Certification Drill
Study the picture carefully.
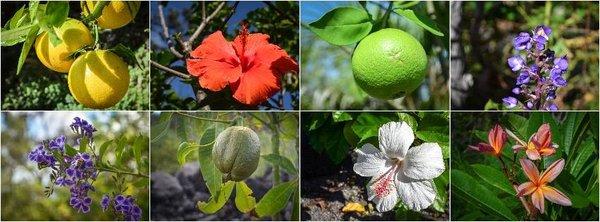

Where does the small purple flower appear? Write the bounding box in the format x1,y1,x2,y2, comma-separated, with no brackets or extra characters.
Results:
513,32,532,50
554,56,568,71
101,195,110,212
512,87,521,94
551,75,567,87
533,25,552,50
516,72,530,85
113,194,142,221
508,55,526,72
547,103,558,111
503,97,518,108
547,89,556,100
526,101,534,109
28,145,55,167
70,117,97,140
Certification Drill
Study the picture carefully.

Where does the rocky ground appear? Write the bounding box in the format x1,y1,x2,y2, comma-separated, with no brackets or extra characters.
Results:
151,163,292,221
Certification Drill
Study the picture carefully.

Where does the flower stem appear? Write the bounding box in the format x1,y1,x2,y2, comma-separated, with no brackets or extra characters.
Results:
97,167,149,178
497,156,537,220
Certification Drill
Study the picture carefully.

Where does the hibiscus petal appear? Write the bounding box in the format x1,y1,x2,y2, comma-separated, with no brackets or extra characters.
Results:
353,144,392,177
403,143,445,180
252,44,298,73
189,31,239,64
540,158,565,184
186,59,242,91
395,176,436,211
519,158,540,182
233,33,271,59
516,182,537,196
230,63,280,105
531,188,545,214
525,149,541,160
379,122,413,159
367,177,399,212
541,186,572,206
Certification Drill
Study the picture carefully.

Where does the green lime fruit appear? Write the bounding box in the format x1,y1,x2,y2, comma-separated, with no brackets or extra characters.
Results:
351,28,428,100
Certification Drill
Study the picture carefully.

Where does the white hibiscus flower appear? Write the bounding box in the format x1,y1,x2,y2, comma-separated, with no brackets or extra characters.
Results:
353,121,445,212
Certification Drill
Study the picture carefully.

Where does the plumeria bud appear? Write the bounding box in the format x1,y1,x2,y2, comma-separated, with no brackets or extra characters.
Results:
468,124,507,156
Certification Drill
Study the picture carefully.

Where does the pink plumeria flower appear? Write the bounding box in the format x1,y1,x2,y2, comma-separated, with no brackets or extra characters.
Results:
510,123,557,160
517,158,572,214
468,124,507,156
353,122,445,212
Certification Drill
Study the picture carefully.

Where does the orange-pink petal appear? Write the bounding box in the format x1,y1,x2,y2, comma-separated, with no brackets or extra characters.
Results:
541,186,572,206
538,147,556,156
520,158,540,183
488,124,506,155
533,123,552,148
516,182,537,196
525,149,541,160
531,188,546,214
230,63,280,106
186,59,242,91
189,31,239,63
540,159,565,184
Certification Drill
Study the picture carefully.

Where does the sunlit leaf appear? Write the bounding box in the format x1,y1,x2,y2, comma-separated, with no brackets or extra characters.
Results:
197,127,221,196
255,179,298,217
332,111,352,122
308,6,373,45
197,181,234,214
451,170,517,220
234,181,256,213
394,8,444,36
261,153,297,175
176,142,200,166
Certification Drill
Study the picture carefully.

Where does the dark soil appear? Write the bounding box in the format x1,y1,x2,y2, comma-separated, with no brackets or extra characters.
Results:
300,137,393,221
151,163,292,221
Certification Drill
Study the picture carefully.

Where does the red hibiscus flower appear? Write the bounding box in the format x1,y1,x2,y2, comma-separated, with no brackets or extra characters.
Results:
186,24,298,106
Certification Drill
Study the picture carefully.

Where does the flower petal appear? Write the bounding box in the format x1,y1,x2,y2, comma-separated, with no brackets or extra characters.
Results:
253,44,299,75
525,149,541,160
366,177,399,212
519,158,540,182
190,31,238,62
395,176,436,211
468,143,496,153
541,186,572,206
353,144,392,177
379,122,413,159
403,143,445,180
186,59,242,91
230,63,280,105
540,158,565,184
531,188,546,214
233,33,271,59
489,124,506,155
516,182,537,196
538,147,556,156
533,123,552,148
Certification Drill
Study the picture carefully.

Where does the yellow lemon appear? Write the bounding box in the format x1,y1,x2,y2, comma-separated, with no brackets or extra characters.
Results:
82,1,140,29
352,28,428,100
34,19,93,73
68,50,130,109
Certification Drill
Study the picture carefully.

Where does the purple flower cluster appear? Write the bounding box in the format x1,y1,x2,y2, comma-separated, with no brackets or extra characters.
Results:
70,117,97,142
28,144,56,167
102,194,143,221
503,25,568,110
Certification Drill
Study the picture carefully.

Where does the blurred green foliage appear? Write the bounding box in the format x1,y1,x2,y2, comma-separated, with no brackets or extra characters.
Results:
0,1,149,110
151,1,299,110
451,112,599,220
301,1,449,110
1,112,150,220
452,1,599,110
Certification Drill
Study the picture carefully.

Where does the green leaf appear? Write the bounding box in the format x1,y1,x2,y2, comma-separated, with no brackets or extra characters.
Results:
16,25,40,75
79,137,88,153
394,8,444,36
397,113,418,130
432,171,448,213
132,135,146,167
38,1,68,29
451,170,517,220
109,43,139,67
352,113,394,144
28,1,40,22
262,154,298,175
98,140,113,162
255,179,298,218
234,181,256,213
569,138,595,177
176,117,189,142
332,111,352,122
176,142,200,166
65,144,77,156
562,113,585,155
292,189,299,220
393,1,421,9
197,128,221,196
7,6,28,30
197,181,234,214
504,113,527,138
308,6,373,45
415,130,448,143
0,24,36,46
471,164,515,195
151,112,173,143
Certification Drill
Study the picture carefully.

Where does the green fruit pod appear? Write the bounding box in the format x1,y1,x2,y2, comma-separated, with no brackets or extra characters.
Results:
212,126,261,181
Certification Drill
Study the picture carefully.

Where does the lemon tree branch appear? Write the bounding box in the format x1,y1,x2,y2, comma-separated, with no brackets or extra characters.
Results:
150,60,190,79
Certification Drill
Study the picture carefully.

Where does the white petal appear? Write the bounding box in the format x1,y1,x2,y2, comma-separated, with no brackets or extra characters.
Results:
395,176,437,211
379,121,414,159
353,144,392,177
402,143,445,180
366,177,399,212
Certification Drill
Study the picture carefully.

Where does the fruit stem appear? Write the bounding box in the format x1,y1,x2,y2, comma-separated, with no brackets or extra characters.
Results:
83,1,110,23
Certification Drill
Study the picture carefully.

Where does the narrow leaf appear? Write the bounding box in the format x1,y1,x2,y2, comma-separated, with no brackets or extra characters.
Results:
332,111,352,122
394,8,444,36
16,25,39,75
451,170,517,220
234,181,256,213
471,164,515,195
262,153,298,175
255,179,298,217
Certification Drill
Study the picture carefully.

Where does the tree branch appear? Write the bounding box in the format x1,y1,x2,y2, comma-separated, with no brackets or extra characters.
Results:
150,60,191,79
176,112,234,123
158,4,184,59
186,1,227,52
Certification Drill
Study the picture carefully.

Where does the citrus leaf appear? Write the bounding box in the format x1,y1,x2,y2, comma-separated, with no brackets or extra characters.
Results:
394,8,443,36
308,6,373,45
471,164,515,195
109,43,138,67
255,179,298,217
1,24,36,46
197,181,234,214
151,112,173,143
261,153,297,175
38,1,68,29
16,25,39,75
234,181,256,213
332,111,352,122
451,170,517,220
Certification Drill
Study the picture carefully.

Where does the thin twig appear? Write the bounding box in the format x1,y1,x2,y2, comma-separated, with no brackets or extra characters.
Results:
97,167,149,178
158,4,185,59
218,2,240,31
176,112,233,123
150,60,191,79
186,1,227,51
